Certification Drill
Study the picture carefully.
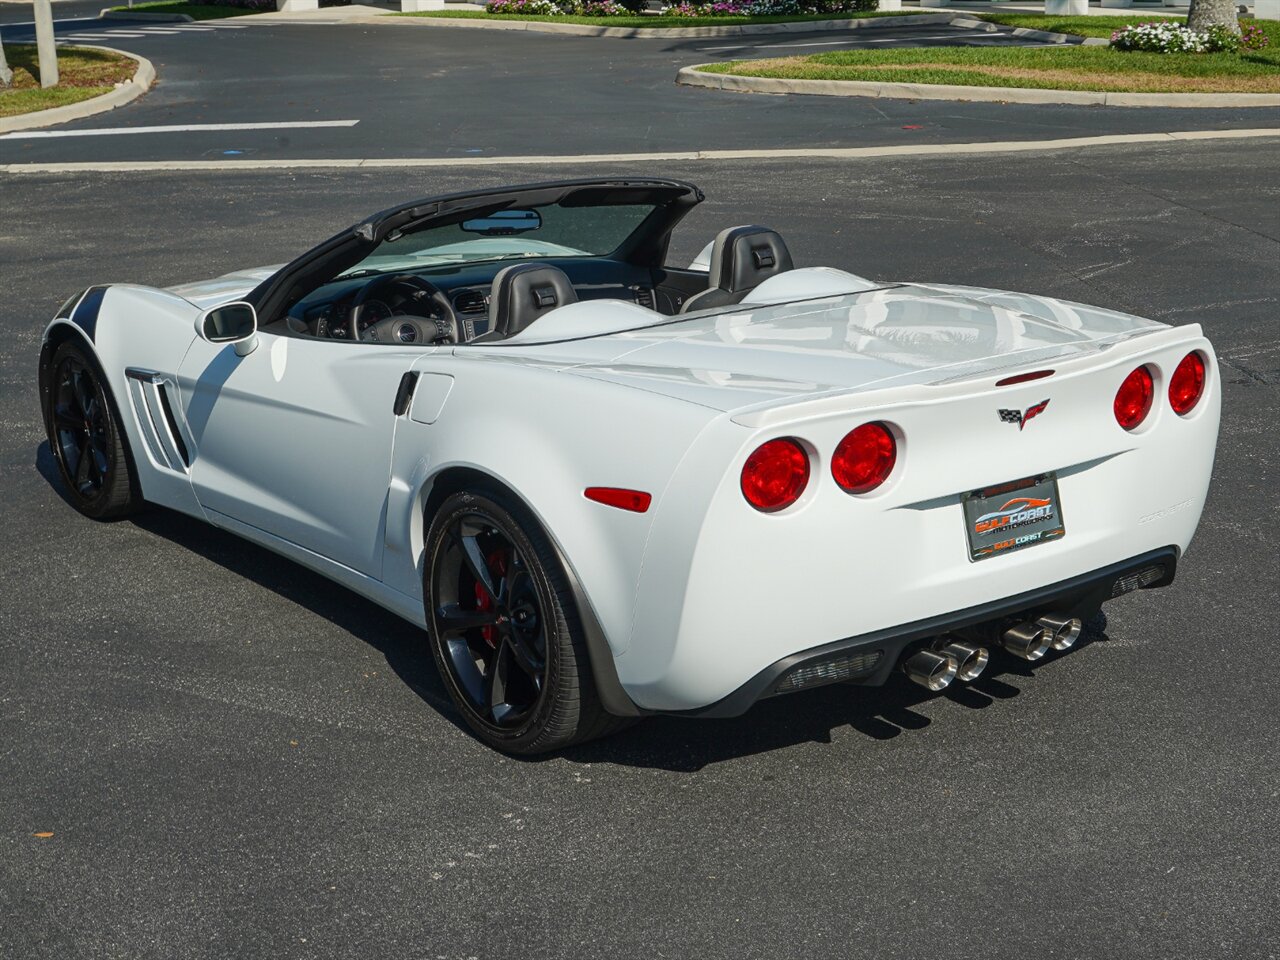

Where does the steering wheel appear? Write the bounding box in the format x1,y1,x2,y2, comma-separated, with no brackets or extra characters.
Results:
348,274,461,344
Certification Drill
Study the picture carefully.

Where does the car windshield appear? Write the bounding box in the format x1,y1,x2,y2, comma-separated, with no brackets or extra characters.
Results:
338,201,656,278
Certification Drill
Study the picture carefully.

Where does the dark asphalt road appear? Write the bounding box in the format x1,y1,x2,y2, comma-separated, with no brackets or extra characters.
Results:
1,17,1278,163
2,139,1278,959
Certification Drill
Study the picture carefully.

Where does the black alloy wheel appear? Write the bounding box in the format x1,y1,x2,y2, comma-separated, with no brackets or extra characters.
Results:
424,487,626,754
45,341,140,519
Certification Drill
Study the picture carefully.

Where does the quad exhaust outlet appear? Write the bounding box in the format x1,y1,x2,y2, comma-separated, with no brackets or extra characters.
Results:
903,611,1082,689
1000,622,1051,661
1036,613,1083,651
902,649,957,692
936,639,989,682
999,612,1082,660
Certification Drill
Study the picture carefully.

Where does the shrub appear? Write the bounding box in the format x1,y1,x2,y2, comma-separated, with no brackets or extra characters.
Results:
665,0,874,15
1240,23,1271,51
1110,21,1238,54
486,0,564,12
197,0,278,10
564,0,628,13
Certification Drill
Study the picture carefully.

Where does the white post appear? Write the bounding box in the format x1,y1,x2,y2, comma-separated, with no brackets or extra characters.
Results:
1044,0,1088,13
275,0,321,10
33,0,58,89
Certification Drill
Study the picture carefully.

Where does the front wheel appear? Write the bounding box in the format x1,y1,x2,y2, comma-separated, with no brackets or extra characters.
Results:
423,486,625,755
44,340,141,520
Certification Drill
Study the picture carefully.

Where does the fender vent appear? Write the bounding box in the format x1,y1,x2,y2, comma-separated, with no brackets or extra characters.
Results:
156,384,190,467
453,289,488,315
633,286,656,310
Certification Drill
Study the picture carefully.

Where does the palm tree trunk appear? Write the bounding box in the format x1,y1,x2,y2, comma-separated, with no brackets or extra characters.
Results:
0,30,14,88
1187,0,1240,32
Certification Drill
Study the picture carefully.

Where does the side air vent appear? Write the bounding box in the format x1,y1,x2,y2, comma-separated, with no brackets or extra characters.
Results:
156,384,190,467
453,289,488,315
633,286,656,310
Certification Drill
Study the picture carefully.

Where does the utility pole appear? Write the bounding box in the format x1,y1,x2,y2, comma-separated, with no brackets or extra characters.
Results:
34,0,59,88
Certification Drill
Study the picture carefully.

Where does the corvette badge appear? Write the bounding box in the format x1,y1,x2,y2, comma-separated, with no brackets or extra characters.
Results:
998,399,1050,430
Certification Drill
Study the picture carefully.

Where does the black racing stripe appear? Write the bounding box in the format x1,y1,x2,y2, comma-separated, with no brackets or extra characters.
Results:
70,285,109,341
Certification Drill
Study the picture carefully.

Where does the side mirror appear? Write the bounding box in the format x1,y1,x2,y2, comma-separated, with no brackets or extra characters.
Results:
197,301,258,357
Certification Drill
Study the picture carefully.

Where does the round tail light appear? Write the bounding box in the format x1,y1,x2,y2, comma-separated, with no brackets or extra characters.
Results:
1114,366,1154,431
741,438,809,512
1168,351,1206,415
832,422,897,494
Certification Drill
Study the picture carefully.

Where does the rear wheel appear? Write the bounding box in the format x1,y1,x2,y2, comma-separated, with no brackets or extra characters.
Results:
44,340,141,520
423,486,625,754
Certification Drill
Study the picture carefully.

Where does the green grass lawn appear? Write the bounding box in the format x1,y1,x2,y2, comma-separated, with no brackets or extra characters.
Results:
397,9,933,28
974,13,1180,39
108,1,258,19
698,17,1280,93
0,45,137,119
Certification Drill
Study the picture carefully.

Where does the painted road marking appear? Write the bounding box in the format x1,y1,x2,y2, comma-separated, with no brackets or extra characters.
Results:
0,120,362,141
3,129,1275,172
61,31,148,38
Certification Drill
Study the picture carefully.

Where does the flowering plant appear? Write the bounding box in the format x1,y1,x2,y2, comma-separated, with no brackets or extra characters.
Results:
486,0,566,13
664,0,872,15
575,0,628,13
200,0,279,10
1110,20,1238,54
1239,23,1271,51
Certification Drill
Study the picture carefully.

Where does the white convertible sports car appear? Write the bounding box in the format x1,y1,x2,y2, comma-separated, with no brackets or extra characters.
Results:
39,177,1219,753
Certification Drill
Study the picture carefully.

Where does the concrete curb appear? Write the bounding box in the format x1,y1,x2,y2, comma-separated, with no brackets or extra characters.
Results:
0,47,156,134
677,63,1280,108
381,11,967,39
100,8,194,20
947,15,1109,46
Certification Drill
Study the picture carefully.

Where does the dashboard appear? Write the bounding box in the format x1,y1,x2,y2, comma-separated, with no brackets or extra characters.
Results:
286,257,660,344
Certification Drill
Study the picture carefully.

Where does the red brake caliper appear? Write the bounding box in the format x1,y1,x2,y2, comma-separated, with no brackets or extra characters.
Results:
473,548,508,648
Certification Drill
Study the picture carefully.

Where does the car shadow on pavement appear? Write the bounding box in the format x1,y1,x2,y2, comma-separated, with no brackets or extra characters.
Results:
559,667,1047,772
38,443,1099,770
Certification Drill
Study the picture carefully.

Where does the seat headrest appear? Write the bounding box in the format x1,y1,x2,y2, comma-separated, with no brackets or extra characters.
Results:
487,263,578,340
708,225,794,294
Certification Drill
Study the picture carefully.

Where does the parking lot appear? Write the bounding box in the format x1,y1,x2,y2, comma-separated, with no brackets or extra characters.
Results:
2,137,1277,958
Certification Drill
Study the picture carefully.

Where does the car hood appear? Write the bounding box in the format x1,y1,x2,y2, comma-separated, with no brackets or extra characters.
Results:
489,283,1167,413
166,265,282,310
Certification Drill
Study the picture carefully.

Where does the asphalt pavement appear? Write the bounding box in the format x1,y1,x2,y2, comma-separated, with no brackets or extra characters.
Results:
2,16,1279,164
1,138,1278,959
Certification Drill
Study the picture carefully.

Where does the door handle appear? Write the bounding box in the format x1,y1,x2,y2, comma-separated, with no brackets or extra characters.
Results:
393,371,419,416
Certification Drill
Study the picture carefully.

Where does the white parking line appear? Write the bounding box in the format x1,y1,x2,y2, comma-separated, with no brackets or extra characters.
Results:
62,31,148,39
0,120,362,141
3,129,1275,172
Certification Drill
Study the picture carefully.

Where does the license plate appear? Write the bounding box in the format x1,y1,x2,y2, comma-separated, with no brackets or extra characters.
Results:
962,473,1065,562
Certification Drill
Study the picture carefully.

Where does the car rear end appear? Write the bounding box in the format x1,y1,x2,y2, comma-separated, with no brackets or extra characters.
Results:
620,324,1219,714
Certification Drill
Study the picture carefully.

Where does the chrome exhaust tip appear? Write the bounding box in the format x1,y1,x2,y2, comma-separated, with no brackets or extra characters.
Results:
1036,613,1083,651
902,650,958,692
937,640,989,682
1001,622,1051,661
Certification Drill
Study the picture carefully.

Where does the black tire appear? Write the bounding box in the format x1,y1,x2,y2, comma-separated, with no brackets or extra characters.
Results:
423,485,628,755
44,340,142,520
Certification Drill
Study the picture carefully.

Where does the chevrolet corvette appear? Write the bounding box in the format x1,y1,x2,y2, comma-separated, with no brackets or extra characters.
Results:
38,178,1219,753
